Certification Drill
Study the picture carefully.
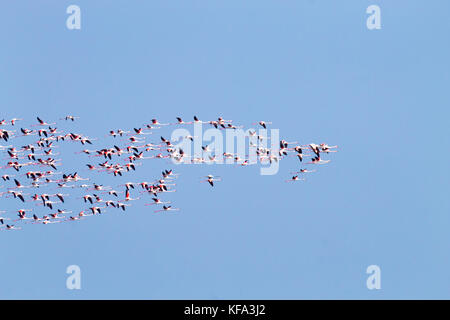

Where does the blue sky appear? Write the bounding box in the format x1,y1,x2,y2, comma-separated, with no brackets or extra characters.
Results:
0,0,449,299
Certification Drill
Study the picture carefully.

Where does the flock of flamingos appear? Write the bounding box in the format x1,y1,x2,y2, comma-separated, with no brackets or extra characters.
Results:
0,116,337,231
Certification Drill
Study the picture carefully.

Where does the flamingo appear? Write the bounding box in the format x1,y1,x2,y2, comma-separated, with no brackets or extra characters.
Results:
116,202,131,211
88,206,104,215
125,163,136,171
10,190,26,202
1,224,22,231
83,195,94,204
12,178,34,189
63,115,80,121
291,169,316,174
56,209,72,215
320,143,338,153
10,118,23,126
124,190,140,201
0,129,11,142
209,120,219,129
201,175,221,187
92,183,109,191
193,115,204,124
252,121,272,129
107,190,120,197
248,130,266,141
308,156,331,165
122,182,136,191
173,117,192,125
285,175,305,182
6,150,19,159
145,198,171,206
223,123,239,130
42,200,62,210
30,214,44,223
77,211,93,218
20,128,35,136
151,119,169,126
309,143,321,157
154,205,179,213
53,193,68,203
40,220,62,225
217,117,232,124
162,169,178,179
36,117,55,126
132,128,151,135
66,216,83,221
0,115,337,231
14,210,33,222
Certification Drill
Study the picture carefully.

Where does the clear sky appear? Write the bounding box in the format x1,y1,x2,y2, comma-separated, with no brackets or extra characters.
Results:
0,0,449,299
